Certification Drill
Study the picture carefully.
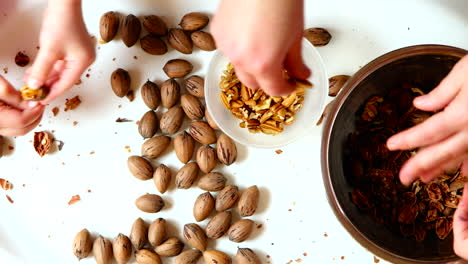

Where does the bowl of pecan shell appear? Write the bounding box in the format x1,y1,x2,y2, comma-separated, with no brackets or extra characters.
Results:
321,45,468,263
205,38,328,148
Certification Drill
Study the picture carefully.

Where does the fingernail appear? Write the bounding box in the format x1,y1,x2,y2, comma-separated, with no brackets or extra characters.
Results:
421,175,433,184
414,96,427,106
27,79,42,89
278,89,295,97
399,174,410,187
28,101,39,108
399,170,415,187
401,180,411,187
387,138,397,150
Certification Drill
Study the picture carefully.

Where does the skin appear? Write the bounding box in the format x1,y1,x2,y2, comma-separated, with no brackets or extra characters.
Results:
386,55,468,259
454,185,468,262
0,75,44,136
3,0,468,259
387,55,468,186
27,0,95,105
211,0,310,96
0,0,94,136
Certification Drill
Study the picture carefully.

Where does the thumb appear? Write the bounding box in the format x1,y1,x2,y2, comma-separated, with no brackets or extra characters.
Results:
284,38,311,80
27,49,59,89
257,66,296,96
0,75,29,109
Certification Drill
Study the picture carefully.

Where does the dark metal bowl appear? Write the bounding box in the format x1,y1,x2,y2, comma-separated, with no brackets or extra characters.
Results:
321,45,467,263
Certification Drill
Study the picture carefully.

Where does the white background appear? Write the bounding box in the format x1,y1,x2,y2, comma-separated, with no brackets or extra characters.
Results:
0,0,467,263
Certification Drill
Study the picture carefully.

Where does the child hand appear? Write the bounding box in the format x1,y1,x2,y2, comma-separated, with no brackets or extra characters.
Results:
26,0,95,105
211,0,310,96
0,75,44,136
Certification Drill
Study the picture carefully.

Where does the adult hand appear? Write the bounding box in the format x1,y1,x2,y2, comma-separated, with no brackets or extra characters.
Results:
387,55,468,186
211,0,310,96
454,185,468,261
26,0,95,105
0,75,44,136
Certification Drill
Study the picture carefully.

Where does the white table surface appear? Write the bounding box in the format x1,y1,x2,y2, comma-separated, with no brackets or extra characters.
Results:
0,0,467,263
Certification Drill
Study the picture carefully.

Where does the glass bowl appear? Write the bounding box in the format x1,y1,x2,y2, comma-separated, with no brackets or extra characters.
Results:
205,38,328,148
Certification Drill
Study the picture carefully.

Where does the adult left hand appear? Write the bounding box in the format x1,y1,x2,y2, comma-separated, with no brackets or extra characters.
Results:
387,55,468,186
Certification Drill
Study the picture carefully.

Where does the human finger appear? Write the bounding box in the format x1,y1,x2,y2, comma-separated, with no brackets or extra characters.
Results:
27,49,61,89
0,113,43,136
414,56,467,112
234,67,259,90
0,105,44,135
398,131,468,185
24,60,65,83
0,76,29,109
284,38,311,80
41,59,88,104
255,64,296,96
418,157,464,184
387,110,461,151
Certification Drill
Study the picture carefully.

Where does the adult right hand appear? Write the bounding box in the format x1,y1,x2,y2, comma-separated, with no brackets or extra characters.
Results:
211,0,310,96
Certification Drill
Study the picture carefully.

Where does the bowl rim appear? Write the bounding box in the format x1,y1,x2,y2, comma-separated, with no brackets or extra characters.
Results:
204,38,328,149
321,44,467,264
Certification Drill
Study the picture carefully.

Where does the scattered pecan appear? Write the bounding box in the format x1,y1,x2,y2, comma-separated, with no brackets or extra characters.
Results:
0,178,13,190
15,51,30,67
68,195,81,205
435,217,452,240
350,189,373,211
116,118,133,123
33,131,54,157
55,140,65,151
5,195,14,203
64,96,81,111
52,107,59,116
361,96,383,122
398,205,418,224
414,226,426,242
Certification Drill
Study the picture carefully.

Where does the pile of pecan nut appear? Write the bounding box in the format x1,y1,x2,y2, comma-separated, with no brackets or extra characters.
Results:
219,63,311,135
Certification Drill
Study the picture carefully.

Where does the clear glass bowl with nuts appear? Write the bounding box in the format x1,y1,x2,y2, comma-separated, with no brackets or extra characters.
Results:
205,38,328,148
